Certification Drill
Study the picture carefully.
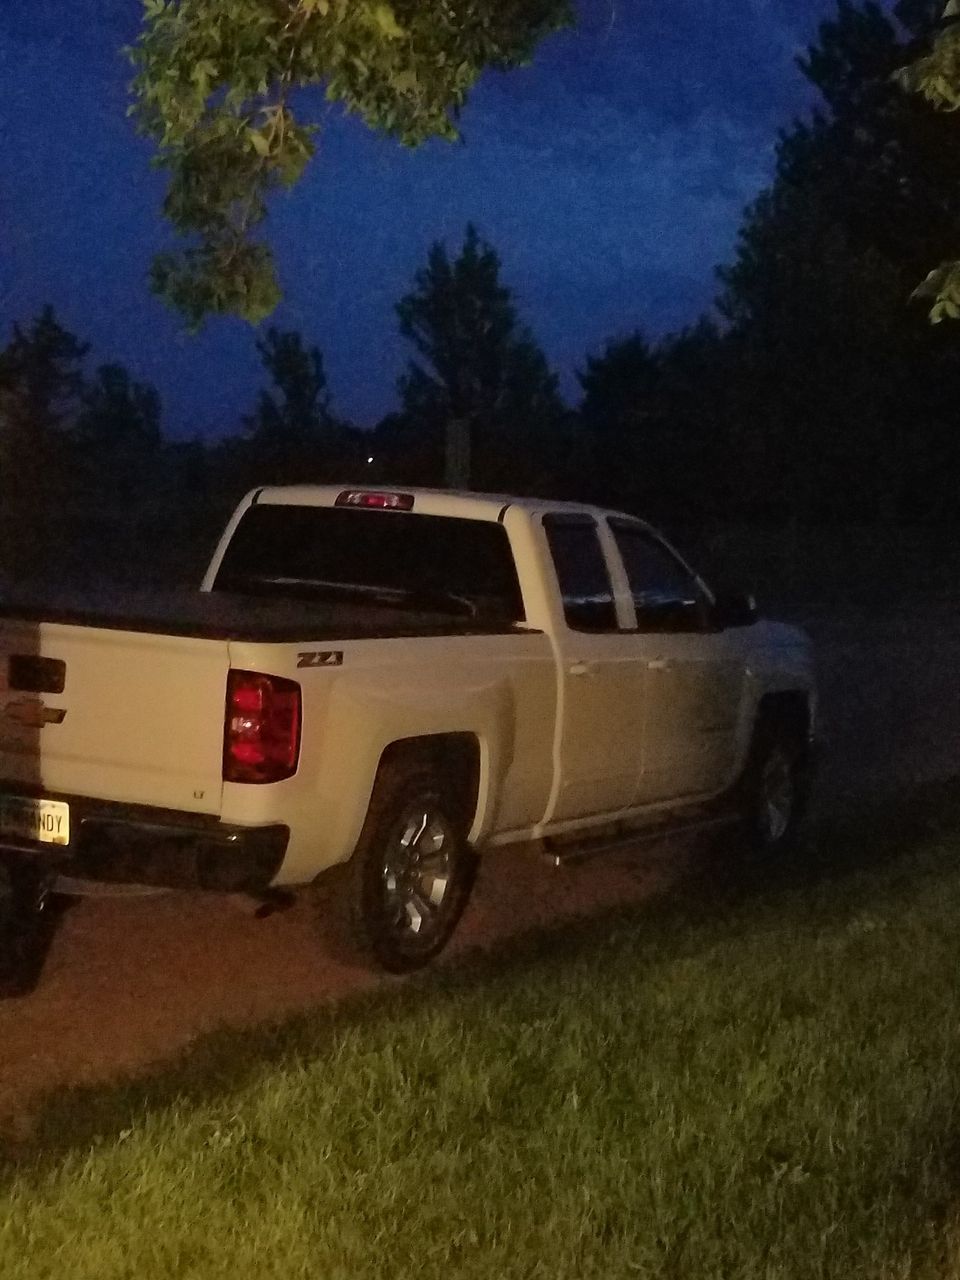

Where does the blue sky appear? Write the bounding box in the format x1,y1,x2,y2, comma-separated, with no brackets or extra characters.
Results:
0,0,840,436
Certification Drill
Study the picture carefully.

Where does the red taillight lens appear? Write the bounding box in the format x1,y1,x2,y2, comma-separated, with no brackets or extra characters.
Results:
224,670,301,784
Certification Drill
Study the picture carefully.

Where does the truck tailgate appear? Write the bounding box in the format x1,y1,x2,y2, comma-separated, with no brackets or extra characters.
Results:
0,620,229,816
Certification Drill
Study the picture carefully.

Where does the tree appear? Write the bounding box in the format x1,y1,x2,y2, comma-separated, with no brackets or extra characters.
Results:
77,364,161,452
578,333,657,441
0,307,89,576
129,0,572,329
395,224,563,490
712,0,960,524
576,324,736,521
75,364,163,521
897,0,960,318
237,326,354,483
0,306,88,436
576,331,659,507
777,2,958,279
718,191,909,521
246,326,333,441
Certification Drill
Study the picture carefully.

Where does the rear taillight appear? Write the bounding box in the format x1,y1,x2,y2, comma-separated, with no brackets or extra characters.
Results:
224,670,301,784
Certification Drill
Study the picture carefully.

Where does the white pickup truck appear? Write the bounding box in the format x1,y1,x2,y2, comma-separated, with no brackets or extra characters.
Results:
0,486,815,987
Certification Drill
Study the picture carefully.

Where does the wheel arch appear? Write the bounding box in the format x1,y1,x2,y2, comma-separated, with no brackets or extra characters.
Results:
373,733,484,840
755,689,813,750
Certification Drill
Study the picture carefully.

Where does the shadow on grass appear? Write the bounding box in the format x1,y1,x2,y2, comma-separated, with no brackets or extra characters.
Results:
5,774,960,1181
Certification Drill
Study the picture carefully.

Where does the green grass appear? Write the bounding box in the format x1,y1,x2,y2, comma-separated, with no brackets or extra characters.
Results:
6,794,960,1279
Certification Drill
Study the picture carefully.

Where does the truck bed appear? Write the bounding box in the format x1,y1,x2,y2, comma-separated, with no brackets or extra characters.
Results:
0,588,524,643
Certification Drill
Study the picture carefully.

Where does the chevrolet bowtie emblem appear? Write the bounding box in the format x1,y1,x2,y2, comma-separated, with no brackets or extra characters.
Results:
3,698,66,729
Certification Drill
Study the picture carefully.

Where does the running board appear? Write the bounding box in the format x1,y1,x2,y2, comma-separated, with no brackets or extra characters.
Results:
542,812,735,868
53,876,169,898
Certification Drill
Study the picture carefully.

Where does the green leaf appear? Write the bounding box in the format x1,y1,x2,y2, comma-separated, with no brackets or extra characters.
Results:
249,129,272,157
191,59,217,86
392,69,419,95
371,3,405,39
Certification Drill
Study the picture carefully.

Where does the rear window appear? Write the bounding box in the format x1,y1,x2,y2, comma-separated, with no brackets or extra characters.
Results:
213,504,525,625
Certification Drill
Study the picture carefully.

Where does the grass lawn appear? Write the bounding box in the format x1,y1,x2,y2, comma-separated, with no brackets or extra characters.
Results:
5,792,960,1279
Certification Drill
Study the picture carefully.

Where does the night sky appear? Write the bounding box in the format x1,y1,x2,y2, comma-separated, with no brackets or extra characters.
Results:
0,1,840,438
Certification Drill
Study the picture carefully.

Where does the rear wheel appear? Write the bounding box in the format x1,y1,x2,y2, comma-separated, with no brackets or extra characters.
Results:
322,760,477,973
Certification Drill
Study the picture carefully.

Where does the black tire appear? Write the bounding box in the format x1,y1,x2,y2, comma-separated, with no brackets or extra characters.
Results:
735,716,811,857
0,858,54,999
320,759,478,974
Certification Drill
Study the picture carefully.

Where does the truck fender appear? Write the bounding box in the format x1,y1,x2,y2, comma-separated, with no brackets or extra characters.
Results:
303,672,515,879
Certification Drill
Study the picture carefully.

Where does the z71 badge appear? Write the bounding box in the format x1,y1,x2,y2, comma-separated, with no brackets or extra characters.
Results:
297,651,344,669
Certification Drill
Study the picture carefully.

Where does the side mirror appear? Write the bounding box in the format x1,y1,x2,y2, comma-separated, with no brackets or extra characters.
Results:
712,590,758,629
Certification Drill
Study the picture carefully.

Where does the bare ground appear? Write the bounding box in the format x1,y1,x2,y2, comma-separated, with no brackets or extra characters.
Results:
0,838,694,1128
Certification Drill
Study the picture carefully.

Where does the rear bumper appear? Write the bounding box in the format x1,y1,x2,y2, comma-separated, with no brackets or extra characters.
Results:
0,795,289,894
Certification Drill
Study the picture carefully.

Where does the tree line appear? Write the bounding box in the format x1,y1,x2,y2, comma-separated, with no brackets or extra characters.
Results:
3,0,960,586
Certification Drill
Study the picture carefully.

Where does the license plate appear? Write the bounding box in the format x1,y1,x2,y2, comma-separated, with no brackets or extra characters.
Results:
0,796,70,846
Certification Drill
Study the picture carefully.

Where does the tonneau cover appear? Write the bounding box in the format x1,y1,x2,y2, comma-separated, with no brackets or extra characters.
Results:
0,588,520,643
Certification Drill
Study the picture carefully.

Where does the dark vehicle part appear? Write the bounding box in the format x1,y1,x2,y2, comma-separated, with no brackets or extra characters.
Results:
736,699,813,855
0,858,56,999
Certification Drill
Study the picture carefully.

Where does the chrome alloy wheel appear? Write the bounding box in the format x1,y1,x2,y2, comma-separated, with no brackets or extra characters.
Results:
760,747,795,845
381,803,455,946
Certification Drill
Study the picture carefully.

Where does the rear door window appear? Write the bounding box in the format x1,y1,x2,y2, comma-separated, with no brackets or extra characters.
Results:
542,514,618,632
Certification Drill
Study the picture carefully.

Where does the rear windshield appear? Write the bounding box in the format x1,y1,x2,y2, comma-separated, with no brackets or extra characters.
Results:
212,504,526,625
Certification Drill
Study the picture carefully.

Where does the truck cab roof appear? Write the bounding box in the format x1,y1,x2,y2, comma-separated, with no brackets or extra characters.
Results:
247,484,644,527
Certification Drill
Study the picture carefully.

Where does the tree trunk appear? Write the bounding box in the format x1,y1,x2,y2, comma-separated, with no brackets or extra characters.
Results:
445,417,471,489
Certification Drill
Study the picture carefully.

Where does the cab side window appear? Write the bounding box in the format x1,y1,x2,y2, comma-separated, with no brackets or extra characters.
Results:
543,514,618,632
609,519,707,633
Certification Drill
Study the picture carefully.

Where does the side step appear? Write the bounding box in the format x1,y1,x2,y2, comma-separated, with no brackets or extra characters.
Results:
543,811,735,868
53,876,169,898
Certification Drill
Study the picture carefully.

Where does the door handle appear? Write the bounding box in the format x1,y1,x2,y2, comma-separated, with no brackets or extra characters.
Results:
646,657,672,672
568,660,597,677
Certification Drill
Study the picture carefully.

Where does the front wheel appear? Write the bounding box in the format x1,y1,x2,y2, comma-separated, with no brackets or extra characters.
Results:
324,760,478,974
736,721,811,857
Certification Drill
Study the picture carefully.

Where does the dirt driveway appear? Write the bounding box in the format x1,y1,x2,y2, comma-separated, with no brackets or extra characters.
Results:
0,606,957,1123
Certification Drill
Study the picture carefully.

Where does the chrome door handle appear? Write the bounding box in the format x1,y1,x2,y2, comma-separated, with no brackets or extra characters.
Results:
646,658,672,671
568,660,596,677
